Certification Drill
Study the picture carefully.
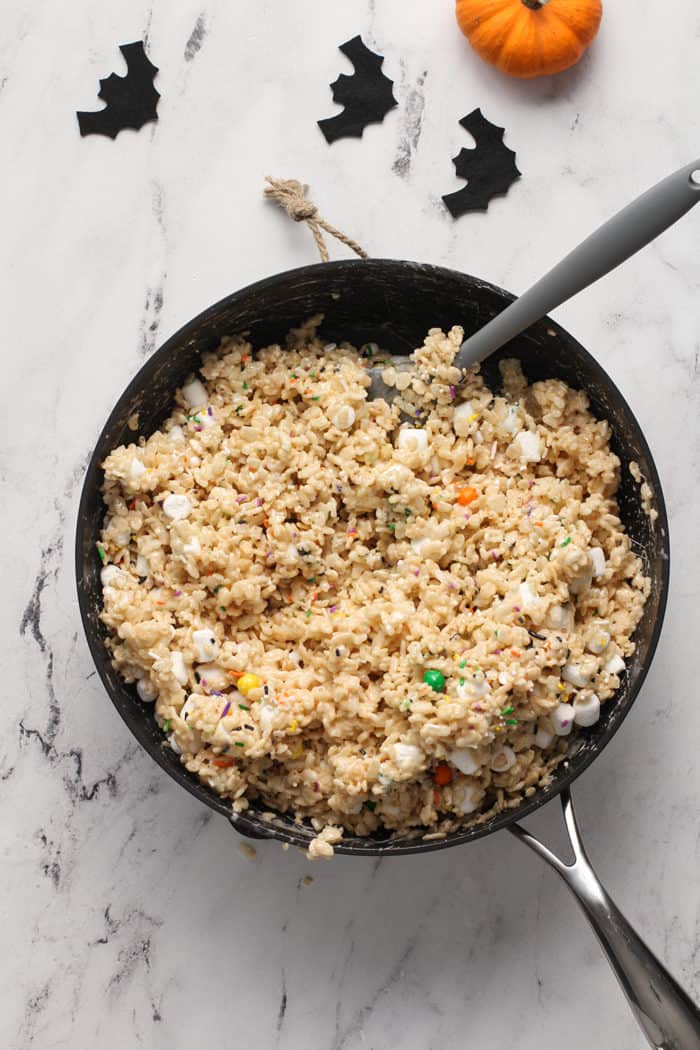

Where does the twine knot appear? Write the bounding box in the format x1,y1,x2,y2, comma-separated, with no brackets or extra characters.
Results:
264,176,367,263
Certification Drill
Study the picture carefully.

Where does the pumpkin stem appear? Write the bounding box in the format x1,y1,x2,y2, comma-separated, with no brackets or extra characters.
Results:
521,0,549,9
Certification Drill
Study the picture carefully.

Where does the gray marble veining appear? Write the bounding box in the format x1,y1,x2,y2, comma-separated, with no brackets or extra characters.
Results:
3,1,699,1047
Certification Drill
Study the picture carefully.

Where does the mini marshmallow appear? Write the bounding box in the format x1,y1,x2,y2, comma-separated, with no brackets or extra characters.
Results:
129,458,146,482
604,654,626,675
514,430,541,463
449,748,481,776
534,727,554,749
546,603,571,630
551,702,575,735
168,734,182,756
397,427,428,454
180,694,199,721
452,400,475,437
380,463,412,490
502,404,522,435
136,678,158,702
197,663,229,691
100,565,121,587
135,554,150,577
163,494,192,520
586,626,611,655
562,663,590,688
490,745,516,772
331,404,356,430
458,674,490,701
171,651,188,686
182,378,207,409
590,547,606,577
183,536,201,557
457,785,479,814
573,693,601,727
168,425,184,442
393,742,424,770
192,628,219,663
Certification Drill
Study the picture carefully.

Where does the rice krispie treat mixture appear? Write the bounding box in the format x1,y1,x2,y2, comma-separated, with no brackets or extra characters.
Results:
98,322,649,857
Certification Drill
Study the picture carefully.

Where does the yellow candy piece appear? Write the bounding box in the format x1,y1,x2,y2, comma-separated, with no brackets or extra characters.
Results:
237,673,261,696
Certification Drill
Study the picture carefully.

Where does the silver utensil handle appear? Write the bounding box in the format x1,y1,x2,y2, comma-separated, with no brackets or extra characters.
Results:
456,159,700,368
510,790,700,1049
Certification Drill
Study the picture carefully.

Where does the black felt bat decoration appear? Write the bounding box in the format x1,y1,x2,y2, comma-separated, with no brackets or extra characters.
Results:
77,41,160,139
442,109,520,219
318,35,397,144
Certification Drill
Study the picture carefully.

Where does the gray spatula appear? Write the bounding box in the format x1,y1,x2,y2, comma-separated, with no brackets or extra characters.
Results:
368,159,700,401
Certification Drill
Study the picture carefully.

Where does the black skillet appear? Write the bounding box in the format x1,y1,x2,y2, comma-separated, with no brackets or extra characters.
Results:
77,161,700,1047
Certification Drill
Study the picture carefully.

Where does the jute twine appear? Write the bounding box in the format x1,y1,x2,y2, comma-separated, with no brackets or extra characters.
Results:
264,176,368,262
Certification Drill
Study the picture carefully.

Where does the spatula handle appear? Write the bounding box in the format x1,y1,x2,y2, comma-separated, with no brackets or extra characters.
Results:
456,159,700,369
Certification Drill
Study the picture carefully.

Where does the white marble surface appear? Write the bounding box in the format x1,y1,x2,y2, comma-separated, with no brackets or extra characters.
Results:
3,1,700,1047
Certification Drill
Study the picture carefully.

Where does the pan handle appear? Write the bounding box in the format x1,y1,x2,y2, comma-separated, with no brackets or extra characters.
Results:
509,789,700,1049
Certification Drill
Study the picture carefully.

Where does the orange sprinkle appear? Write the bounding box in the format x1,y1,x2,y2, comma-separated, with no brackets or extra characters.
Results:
433,763,453,786
155,600,165,606
466,457,475,466
229,670,244,678
456,486,478,506
511,649,520,658
213,757,234,768
264,518,270,528
241,354,248,363
286,593,292,603
534,522,543,527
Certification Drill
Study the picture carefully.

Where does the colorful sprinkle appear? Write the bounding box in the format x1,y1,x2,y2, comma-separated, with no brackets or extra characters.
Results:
561,536,572,547
234,741,245,748
213,757,234,768
163,720,170,733
97,544,107,564
220,700,232,718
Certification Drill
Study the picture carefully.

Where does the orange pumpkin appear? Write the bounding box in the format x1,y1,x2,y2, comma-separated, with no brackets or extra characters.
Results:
456,0,603,79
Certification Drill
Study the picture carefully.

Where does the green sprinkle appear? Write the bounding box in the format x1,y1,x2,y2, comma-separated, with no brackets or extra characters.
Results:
364,800,377,812
220,606,226,613
242,382,248,390
234,741,245,748
504,718,519,726
163,720,170,733
502,705,515,715
97,544,107,564
305,610,312,619
308,577,317,583
561,536,572,547
238,704,250,711
459,677,465,687
312,396,321,401
235,405,242,414
404,508,412,516
387,523,396,532
309,371,316,378
291,373,297,379
459,659,467,668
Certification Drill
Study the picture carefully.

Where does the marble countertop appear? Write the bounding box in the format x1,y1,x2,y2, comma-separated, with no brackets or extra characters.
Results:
4,1,700,1047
